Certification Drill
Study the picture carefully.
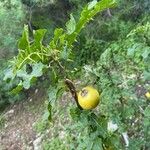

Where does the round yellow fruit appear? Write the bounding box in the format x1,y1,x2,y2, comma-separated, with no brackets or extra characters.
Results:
145,92,150,99
78,86,100,110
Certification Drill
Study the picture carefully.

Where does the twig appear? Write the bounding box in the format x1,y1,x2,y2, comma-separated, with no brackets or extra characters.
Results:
53,59,82,109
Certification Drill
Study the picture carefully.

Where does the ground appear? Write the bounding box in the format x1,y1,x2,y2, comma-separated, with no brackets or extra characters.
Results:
0,88,46,150
0,85,75,150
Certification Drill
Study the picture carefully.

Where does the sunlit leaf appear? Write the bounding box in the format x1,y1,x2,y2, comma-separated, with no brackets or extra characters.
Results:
66,14,76,35
88,0,97,10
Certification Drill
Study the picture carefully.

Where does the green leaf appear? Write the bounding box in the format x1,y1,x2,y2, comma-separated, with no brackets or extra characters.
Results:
32,29,47,50
66,14,76,35
50,28,64,49
10,82,23,94
17,65,29,79
69,107,82,121
3,67,15,81
143,71,150,80
33,29,47,44
56,87,64,100
142,48,150,59
87,134,103,150
144,106,150,117
22,77,32,89
48,87,58,103
60,45,70,60
127,43,140,56
13,26,48,71
48,86,63,104
16,62,46,89
12,0,118,95
54,28,64,42
88,0,97,10
92,137,103,150
66,0,117,47
13,0,117,72
18,25,30,51
31,62,46,77
105,134,121,149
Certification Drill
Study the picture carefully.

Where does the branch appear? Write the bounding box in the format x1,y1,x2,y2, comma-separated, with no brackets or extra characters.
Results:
65,79,82,110
53,60,82,109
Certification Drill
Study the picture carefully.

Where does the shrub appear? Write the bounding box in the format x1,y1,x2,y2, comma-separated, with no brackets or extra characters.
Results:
0,0,25,58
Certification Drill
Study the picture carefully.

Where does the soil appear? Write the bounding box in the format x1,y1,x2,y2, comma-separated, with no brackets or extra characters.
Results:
0,88,46,150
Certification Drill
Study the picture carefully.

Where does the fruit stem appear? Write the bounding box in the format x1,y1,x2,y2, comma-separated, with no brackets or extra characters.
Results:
65,78,83,110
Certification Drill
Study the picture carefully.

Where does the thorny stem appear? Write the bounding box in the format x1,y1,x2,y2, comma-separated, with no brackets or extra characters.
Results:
65,79,83,110
54,59,82,109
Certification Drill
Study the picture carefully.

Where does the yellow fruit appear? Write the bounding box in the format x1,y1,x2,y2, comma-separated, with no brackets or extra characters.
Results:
145,92,150,99
78,86,100,110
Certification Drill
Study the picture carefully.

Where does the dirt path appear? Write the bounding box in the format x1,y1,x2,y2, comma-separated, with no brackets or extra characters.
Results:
0,88,46,150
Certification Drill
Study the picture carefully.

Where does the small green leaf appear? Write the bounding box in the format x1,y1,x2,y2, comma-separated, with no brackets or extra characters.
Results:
33,29,47,44
32,29,47,50
16,63,46,89
22,77,32,89
31,62,46,77
144,106,150,117
10,82,23,94
17,65,29,79
18,25,30,51
70,107,82,121
3,68,15,81
143,71,150,81
50,28,64,49
142,48,150,59
88,0,97,10
53,28,64,42
92,137,103,150
127,47,135,56
66,14,76,35
60,45,70,60
48,86,62,104
127,43,141,56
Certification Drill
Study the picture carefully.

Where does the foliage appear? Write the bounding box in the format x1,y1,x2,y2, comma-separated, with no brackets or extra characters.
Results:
11,0,116,72
42,138,67,150
0,61,25,111
117,0,150,20
0,0,25,58
74,38,107,65
82,22,150,149
5,0,150,149
22,0,56,7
